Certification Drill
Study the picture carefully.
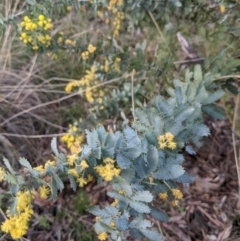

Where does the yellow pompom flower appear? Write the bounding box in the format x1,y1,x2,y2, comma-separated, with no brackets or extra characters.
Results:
171,200,179,207
87,174,94,182
80,160,89,170
39,186,50,199
171,189,183,199
158,132,177,150
165,132,174,142
68,168,79,178
67,5,72,11
98,231,108,241
67,154,78,166
87,44,96,53
158,192,168,200
38,15,45,21
0,167,5,181
168,141,177,150
219,4,225,13
77,177,87,187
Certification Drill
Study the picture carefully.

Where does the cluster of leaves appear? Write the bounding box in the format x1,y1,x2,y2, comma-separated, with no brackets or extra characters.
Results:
0,65,225,240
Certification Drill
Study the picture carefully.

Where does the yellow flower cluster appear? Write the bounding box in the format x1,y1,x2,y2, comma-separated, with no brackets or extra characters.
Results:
66,5,72,11
108,0,124,9
62,129,94,188
47,51,59,60
114,57,121,73
104,59,109,72
107,0,124,37
1,190,34,239
112,11,124,37
158,192,168,200
0,167,5,182
67,158,93,188
65,65,105,109
98,231,108,241
38,185,50,199
94,158,121,181
61,123,84,149
219,4,226,13
158,132,177,150
81,44,97,60
158,188,183,207
96,0,124,37
33,159,56,172
56,31,70,47
65,38,76,47
19,14,53,50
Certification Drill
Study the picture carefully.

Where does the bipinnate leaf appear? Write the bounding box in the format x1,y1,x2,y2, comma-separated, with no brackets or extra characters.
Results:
153,95,171,115
132,156,147,178
3,157,15,175
129,228,144,239
116,154,131,169
129,218,152,229
193,124,210,137
111,176,133,196
120,169,135,182
203,89,225,104
123,126,141,148
86,129,100,149
175,86,183,105
134,109,150,126
99,221,117,232
202,104,225,120
105,205,119,216
52,173,64,191
166,154,184,165
129,201,150,213
153,164,185,180
68,174,77,191
146,145,158,173
173,172,194,183
140,229,164,241
50,178,58,200
89,205,109,217
80,145,91,160
174,107,195,122
185,145,196,155
4,173,17,185
51,137,59,156
150,207,169,222
122,147,141,160
132,191,153,203
115,217,128,231
115,136,127,153
19,157,38,177
96,125,106,144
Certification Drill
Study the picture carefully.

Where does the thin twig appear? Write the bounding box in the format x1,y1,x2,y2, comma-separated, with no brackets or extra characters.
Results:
147,10,172,57
212,75,240,81
0,133,66,138
131,69,135,122
173,58,205,65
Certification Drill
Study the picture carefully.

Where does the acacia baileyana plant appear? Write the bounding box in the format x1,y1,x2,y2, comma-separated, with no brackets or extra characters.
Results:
0,65,225,240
